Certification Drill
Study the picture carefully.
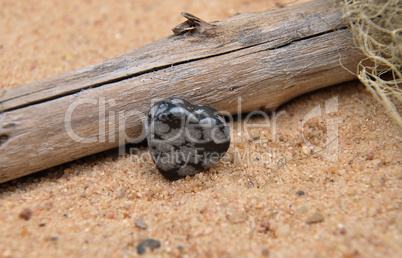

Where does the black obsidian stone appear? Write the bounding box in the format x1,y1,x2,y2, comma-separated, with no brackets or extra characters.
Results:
146,98,231,179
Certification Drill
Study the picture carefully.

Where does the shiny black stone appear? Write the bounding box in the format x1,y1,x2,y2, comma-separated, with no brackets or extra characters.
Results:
146,98,230,179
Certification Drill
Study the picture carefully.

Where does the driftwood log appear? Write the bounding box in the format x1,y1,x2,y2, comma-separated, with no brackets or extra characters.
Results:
0,0,362,183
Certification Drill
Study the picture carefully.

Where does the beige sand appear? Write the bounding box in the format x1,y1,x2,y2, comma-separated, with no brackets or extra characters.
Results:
0,0,400,257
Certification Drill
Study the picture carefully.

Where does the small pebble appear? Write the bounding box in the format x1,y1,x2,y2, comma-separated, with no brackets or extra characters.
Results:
226,208,248,224
261,248,270,256
42,201,54,210
298,205,308,214
134,217,148,229
296,190,305,195
237,143,245,149
261,220,270,231
372,159,383,167
116,186,126,198
306,212,325,224
20,228,28,237
302,145,312,155
284,151,293,161
275,223,290,237
365,151,374,160
337,223,346,235
19,207,33,221
338,169,347,176
137,239,161,255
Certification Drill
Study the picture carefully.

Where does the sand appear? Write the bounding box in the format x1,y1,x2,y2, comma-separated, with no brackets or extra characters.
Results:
0,0,401,257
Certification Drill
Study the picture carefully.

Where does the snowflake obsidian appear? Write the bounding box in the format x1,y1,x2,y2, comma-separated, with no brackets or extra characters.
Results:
146,98,230,179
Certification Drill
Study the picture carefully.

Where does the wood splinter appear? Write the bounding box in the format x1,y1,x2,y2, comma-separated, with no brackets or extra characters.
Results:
172,12,216,35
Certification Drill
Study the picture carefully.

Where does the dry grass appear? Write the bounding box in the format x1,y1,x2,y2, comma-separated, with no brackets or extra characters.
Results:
342,0,402,126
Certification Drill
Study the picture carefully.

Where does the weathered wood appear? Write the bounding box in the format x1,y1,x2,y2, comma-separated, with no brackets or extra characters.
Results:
0,0,362,183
